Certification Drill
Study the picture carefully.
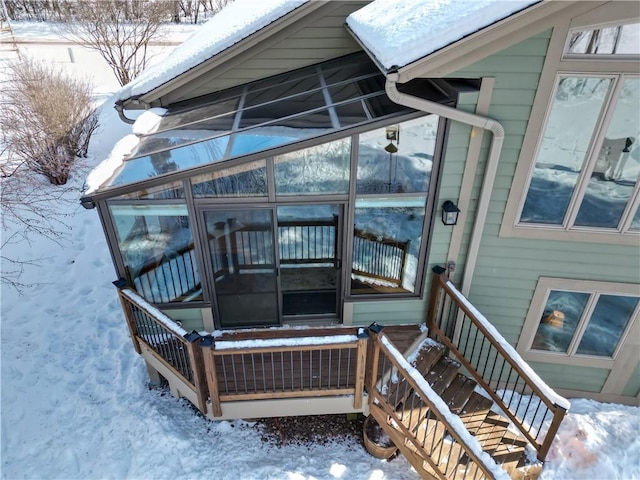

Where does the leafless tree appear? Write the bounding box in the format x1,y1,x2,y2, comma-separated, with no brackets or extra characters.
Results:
0,146,75,293
58,0,173,86
1,57,98,185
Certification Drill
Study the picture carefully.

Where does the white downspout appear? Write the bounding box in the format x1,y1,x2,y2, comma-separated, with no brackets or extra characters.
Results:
385,76,505,297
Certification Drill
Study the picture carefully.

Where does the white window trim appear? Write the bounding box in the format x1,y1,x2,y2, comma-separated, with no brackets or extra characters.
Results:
517,277,640,369
501,11,640,246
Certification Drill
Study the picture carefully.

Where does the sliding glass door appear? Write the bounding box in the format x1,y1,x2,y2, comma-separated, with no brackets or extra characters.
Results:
203,208,279,328
277,204,342,317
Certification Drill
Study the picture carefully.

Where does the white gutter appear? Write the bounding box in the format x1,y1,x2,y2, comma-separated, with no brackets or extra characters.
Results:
385,76,504,296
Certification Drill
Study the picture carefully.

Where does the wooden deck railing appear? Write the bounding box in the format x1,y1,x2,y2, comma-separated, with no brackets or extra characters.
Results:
131,243,200,304
368,330,500,480
202,328,369,417
427,268,569,461
116,286,208,413
352,228,410,287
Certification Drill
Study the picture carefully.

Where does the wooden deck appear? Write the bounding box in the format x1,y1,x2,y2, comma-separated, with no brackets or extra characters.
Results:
118,280,566,479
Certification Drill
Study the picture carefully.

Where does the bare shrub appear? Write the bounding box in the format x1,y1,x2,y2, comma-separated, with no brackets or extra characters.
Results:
0,57,98,185
0,146,74,293
58,0,173,86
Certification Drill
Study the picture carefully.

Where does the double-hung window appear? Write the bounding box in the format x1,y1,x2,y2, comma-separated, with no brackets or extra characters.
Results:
503,21,640,243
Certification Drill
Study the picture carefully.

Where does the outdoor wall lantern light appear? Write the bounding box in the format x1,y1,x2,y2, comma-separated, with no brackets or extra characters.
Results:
441,200,460,226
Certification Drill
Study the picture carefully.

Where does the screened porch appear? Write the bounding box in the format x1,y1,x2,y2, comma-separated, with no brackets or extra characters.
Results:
83,52,479,331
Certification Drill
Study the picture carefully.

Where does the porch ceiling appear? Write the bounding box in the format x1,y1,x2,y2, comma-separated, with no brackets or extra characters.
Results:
84,53,476,199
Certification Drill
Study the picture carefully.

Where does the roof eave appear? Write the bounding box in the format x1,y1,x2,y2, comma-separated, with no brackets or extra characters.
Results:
350,0,605,84
122,1,328,110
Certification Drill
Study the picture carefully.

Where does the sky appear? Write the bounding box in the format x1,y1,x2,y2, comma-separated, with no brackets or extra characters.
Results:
1,16,639,480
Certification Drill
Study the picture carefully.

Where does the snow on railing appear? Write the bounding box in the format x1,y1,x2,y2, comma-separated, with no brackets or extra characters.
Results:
203,328,369,417
427,268,569,461
372,333,509,480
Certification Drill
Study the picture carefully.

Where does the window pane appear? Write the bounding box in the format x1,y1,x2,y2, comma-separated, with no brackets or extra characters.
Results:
351,197,426,295
130,113,236,157
521,77,613,224
357,116,438,194
274,139,350,195
191,160,267,198
109,204,201,304
532,290,590,352
116,181,185,200
567,23,640,55
631,207,640,230
228,110,335,158
575,78,640,228
577,294,638,356
112,135,230,187
157,97,241,132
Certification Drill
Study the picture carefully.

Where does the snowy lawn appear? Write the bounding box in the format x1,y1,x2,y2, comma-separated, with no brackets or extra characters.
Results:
2,16,639,480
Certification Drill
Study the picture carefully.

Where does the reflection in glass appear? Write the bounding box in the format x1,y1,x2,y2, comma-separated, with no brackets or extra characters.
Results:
110,204,201,303
112,135,230,187
631,207,640,230
130,113,236,158
116,181,185,200
351,197,426,295
204,209,278,327
239,90,326,128
567,23,640,55
357,116,438,194
575,78,640,228
577,294,638,356
100,52,419,191
191,160,267,198
532,290,589,352
275,139,350,195
521,77,612,225
157,96,241,132
277,205,340,316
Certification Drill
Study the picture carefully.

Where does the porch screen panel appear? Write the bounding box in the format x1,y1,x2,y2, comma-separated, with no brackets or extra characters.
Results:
110,204,202,304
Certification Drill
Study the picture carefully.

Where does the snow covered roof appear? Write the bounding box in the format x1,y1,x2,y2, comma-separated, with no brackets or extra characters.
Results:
346,0,541,72
117,0,308,103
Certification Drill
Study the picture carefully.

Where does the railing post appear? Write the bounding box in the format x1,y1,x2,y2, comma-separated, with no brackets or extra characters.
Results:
366,323,384,395
353,329,369,409
113,280,141,354
538,405,568,461
202,337,222,417
426,266,447,340
184,331,209,415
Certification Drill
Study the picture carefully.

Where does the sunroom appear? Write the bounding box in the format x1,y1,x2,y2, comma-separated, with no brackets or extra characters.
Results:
82,52,479,331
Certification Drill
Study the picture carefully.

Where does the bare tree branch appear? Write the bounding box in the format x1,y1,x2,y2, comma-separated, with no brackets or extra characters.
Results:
57,0,173,86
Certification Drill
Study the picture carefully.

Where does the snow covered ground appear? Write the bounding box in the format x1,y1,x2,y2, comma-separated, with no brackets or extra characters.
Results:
2,16,640,480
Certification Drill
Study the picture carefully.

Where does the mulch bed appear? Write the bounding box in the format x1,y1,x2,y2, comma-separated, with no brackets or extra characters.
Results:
254,414,366,447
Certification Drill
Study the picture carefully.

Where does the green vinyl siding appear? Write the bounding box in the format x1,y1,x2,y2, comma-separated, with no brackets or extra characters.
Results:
528,362,610,393
161,308,204,332
427,26,640,399
162,2,366,105
352,299,426,326
622,363,640,397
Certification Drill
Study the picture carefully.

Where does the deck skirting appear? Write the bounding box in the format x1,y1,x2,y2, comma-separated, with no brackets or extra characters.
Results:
204,394,369,421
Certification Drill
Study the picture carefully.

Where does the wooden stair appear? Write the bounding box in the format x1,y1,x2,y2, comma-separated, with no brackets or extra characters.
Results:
373,339,542,480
